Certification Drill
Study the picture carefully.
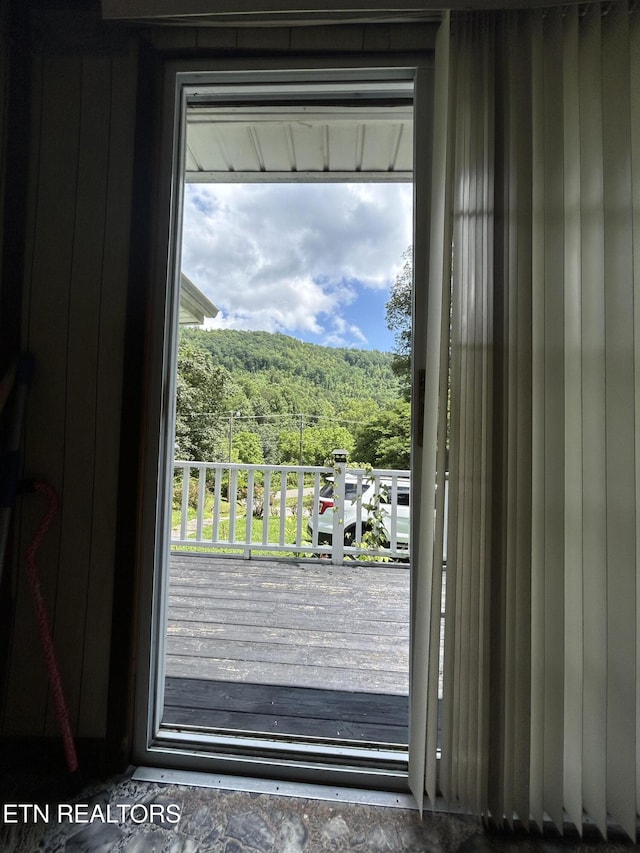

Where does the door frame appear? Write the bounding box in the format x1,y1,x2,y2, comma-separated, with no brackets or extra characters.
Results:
132,54,435,790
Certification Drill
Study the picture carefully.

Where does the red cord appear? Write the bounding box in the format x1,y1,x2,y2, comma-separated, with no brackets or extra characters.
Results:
24,481,79,775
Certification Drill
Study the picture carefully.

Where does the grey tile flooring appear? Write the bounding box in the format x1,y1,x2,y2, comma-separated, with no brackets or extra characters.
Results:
0,769,635,852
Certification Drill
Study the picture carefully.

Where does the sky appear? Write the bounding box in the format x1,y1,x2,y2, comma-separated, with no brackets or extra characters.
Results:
180,182,413,352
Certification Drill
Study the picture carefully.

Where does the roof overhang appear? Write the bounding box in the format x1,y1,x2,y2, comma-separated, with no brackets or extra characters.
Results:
179,273,219,325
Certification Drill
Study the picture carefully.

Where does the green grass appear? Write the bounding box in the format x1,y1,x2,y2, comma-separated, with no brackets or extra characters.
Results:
171,510,318,559
171,497,235,529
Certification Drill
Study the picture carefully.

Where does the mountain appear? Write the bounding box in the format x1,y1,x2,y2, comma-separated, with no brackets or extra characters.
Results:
180,327,401,413
176,328,406,466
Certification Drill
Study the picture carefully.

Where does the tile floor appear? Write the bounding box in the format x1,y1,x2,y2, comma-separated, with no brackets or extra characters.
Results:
0,767,635,852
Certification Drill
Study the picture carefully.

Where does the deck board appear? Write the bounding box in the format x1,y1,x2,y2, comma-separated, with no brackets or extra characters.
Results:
166,555,410,694
163,554,410,742
163,677,408,743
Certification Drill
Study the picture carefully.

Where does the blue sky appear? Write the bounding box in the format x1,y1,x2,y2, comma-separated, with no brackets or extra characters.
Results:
338,282,397,352
180,182,412,352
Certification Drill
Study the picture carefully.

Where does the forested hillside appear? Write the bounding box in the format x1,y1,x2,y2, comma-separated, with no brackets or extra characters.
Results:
175,328,410,468
182,328,398,406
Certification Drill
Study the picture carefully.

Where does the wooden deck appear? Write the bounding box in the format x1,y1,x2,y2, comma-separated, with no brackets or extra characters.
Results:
163,554,410,744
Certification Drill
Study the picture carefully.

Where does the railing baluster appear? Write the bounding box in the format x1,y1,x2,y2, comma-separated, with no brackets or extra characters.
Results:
311,470,320,547
296,470,304,550
245,468,254,559
263,470,271,545
212,468,221,542
354,469,364,545
229,467,238,543
279,469,287,546
180,464,189,542
389,473,398,551
196,465,206,541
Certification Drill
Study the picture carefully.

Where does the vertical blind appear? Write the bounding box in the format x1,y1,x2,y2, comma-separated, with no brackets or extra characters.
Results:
411,2,639,841
440,11,495,820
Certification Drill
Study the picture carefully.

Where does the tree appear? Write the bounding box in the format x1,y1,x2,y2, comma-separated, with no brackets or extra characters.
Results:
340,398,377,426
278,424,355,466
174,339,234,461
385,246,412,400
352,400,411,469
232,430,264,464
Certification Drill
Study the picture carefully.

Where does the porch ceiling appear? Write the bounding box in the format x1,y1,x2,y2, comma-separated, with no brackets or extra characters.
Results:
186,104,413,182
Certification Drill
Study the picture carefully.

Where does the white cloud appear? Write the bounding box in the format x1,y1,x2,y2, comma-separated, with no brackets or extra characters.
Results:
323,315,368,348
181,182,412,346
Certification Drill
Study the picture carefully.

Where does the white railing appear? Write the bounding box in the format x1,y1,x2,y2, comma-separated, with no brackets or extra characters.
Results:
170,451,412,564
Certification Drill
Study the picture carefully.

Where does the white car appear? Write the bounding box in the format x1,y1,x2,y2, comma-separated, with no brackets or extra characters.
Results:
307,472,410,553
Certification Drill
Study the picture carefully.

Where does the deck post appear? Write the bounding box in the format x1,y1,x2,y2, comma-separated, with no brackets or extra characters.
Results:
331,449,348,565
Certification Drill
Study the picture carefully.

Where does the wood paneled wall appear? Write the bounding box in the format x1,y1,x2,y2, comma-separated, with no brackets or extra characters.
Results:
143,20,437,52
0,3,9,346
1,40,138,740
